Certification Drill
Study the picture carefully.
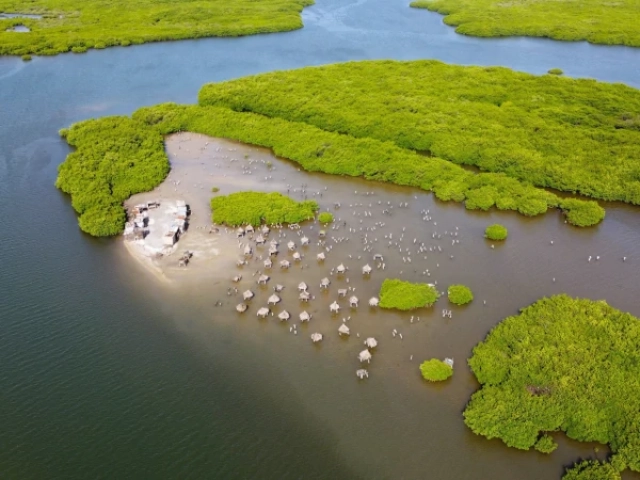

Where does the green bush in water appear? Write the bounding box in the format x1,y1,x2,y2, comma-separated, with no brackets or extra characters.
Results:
548,68,564,75
210,191,317,226
318,212,334,224
485,224,508,240
379,279,440,310
534,434,558,454
464,294,640,479
420,359,453,381
447,284,473,305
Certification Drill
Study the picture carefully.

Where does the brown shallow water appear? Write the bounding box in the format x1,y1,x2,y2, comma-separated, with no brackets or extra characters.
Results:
119,133,640,479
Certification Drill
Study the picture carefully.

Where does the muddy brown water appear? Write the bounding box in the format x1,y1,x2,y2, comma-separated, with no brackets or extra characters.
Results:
119,133,640,480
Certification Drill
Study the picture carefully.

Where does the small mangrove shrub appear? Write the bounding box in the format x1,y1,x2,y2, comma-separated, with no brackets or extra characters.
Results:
211,187,220,193
379,279,439,310
21,54,32,61
548,68,564,75
420,359,453,382
318,212,334,224
534,435,558,454
210,191,317,226
448,285,473,305
485,224,508,240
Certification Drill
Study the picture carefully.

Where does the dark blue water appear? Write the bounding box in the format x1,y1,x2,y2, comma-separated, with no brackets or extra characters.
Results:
2,0,640,477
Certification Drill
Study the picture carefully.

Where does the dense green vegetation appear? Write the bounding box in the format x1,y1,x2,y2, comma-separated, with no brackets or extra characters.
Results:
548,68,564,76
447,285,473,305
485,224,508,241
318,212,334,224
65,60,640,235
210,191,317,226
420,359,453,381
0,0,312,56
56,116,169,236
379,279,439,310
199,60,640,210
410,0,640,47
464,295,640,479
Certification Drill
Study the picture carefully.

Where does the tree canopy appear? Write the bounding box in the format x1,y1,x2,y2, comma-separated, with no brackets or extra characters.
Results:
420,359,453,381
464,294,640,479
379,279,440,310
0,0,312,56
447,285,473,305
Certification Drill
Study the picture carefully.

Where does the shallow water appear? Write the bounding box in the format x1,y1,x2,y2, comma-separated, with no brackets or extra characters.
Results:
1,0,640,477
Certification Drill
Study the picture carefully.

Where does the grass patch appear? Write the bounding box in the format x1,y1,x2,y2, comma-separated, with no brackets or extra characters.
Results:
464,294,640,479
485,224,508,240
420,359,453,381
447,284,473,305
410,0,640,47
210,191,317,226
379,278,440,310
0,0,313,56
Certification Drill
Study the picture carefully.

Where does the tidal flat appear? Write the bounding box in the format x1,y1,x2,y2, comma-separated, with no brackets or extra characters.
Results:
118,131,640,479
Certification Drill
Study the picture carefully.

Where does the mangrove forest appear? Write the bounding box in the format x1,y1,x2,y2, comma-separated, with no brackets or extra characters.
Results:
410,0,640,47
464,294,640,480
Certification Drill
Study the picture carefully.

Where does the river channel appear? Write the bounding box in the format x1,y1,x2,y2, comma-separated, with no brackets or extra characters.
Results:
1,0,640,477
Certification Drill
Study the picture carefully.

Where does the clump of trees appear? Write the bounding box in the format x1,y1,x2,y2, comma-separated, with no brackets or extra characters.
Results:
420,359,453,381
410,0,640,47
447,284,473,305
485,224,508,240
55,116,169,236
548,68,564,75
379,279,440,310
318,212,334,224
210,191,317,226
0,0,313,56
464,294,640,479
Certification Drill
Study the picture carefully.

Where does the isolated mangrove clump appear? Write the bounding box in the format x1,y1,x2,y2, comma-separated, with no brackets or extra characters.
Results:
548,68,564,75
379,279,440,310
485,224,508,240
447,284,473,305
420,359,453,382
210,191,317,226
318,211,334,224
464,294,640,479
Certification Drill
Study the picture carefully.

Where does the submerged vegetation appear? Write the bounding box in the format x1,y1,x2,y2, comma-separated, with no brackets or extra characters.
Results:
59,59,640,235
0,0,312,56
420,359,453,382
485,224,508,241
410,0,640,47
210,192,317,226
464,295,640,479
447,285,473,305
379,279,439,310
